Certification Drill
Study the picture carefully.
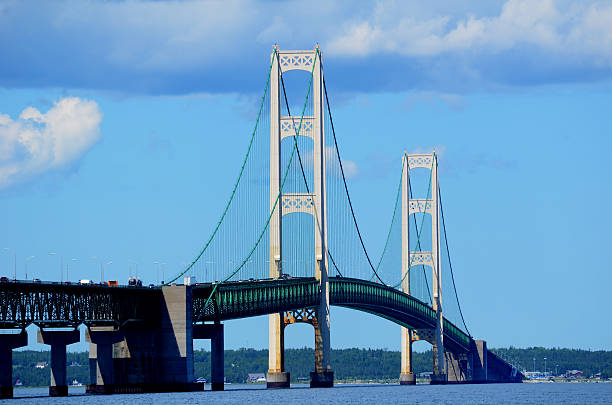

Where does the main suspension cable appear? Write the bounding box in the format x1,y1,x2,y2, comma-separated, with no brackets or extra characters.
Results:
322,75,386,285
165,50,276,285
438,183,471,337
278,56,343,277
199,49,318,309
409,181,433,304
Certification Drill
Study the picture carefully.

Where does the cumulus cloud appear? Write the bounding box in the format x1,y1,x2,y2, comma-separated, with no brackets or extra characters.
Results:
300,145,359,179
341,159,359,179
0,0,611,94
327,0,612,61
0,97,102,189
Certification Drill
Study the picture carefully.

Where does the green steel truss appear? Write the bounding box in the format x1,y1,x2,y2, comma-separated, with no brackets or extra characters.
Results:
0,277,470,352
193,276,471,352
0,281,159,329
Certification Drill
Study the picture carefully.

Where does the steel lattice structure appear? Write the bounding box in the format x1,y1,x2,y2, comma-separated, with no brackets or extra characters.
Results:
0,281,160,329
193,277,471,353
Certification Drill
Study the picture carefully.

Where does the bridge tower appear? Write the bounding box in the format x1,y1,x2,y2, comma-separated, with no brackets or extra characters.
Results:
267,45,333,388
400,152,446,384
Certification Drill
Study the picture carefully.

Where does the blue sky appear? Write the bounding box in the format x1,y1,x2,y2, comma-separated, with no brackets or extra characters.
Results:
1,0,611,356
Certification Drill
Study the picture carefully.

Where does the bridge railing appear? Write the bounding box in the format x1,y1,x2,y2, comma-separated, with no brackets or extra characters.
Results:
329,277,437,326
443,317,472,350
193,278,320,322
0,282,159,328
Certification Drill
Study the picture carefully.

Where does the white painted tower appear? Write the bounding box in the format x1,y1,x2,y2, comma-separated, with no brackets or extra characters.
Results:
400,152,446,384
267,45,333,388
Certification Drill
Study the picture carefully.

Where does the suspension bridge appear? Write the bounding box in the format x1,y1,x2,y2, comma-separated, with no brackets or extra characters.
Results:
0,46,523,398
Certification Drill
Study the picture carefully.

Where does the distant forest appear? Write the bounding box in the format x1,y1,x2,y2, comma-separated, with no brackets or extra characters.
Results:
11,347,612,386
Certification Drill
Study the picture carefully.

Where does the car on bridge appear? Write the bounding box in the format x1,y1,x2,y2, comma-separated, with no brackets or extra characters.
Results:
128,277,143,287
0,276,9,283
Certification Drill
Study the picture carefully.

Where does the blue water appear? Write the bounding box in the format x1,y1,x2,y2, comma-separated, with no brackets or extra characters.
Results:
6,383,612,404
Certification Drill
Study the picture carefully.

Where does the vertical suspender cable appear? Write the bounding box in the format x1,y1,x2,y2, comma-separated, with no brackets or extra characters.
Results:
322,75,386,285
279,57,344,278
438,183,471,337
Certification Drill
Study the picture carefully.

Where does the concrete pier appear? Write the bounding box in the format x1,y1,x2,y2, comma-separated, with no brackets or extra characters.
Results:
158,285,195,389
266,315,290,389
0,330,28,399
37,329,80,396
399,372,416,385
193,323,224,391
112,324,156,388
82,286,203,394
445,351,471,383
472,340,488,382
310,314,333,388
309,371,334,388
86,327,124,394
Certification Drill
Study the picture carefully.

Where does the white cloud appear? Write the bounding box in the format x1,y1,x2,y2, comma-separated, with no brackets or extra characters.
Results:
341,159,359,179
327,0,612,65
404,91,466,111
0,97,102,189
1,0,611,93
300,145,359,179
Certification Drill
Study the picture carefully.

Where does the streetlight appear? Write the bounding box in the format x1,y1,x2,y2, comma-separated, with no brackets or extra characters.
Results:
67,258,78,282
544,357,547,376
105,261,112,282
3,248,16,280
533,357,536,373
25,255,35,280
92,257,111,283
129,260,139,278
49,252,63,282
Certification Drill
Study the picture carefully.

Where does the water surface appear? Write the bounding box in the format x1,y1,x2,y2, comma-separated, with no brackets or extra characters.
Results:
7,383,612,404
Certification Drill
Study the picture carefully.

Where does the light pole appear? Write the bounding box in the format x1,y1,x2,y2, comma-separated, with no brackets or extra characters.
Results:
67,258,78,282
161,262,166,284
154,261,159,285
104,261,112,282
544,357,547,376
556,364,559,376
3,248,16,280
533,357,536,373
129,260,139,279
49,252,63,282
25,255,36,280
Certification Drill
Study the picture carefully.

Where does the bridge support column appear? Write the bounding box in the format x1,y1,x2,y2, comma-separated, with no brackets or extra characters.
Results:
400,156,415,386
445,351,470,383
157,285,200,391
193,323,224,391
471,340,488,382
86,327,124,394
267,46,290,390
267,314,290,388
430,152,446,385
399,328,415,385
37,329,80,396
310,318,333,388
112,323,157,390
0,330,27,399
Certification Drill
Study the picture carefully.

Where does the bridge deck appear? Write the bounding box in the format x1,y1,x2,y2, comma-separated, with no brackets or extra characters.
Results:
0,277,471,352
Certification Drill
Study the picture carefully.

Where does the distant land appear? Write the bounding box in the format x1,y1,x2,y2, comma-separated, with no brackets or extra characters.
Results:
11,347,612,387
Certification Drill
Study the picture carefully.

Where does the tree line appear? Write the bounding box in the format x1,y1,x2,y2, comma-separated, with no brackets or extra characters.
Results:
11,347,612,386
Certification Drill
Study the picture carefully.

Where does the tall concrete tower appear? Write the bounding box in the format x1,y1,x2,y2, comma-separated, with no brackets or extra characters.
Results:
267,45,333,388
400,152,446,384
